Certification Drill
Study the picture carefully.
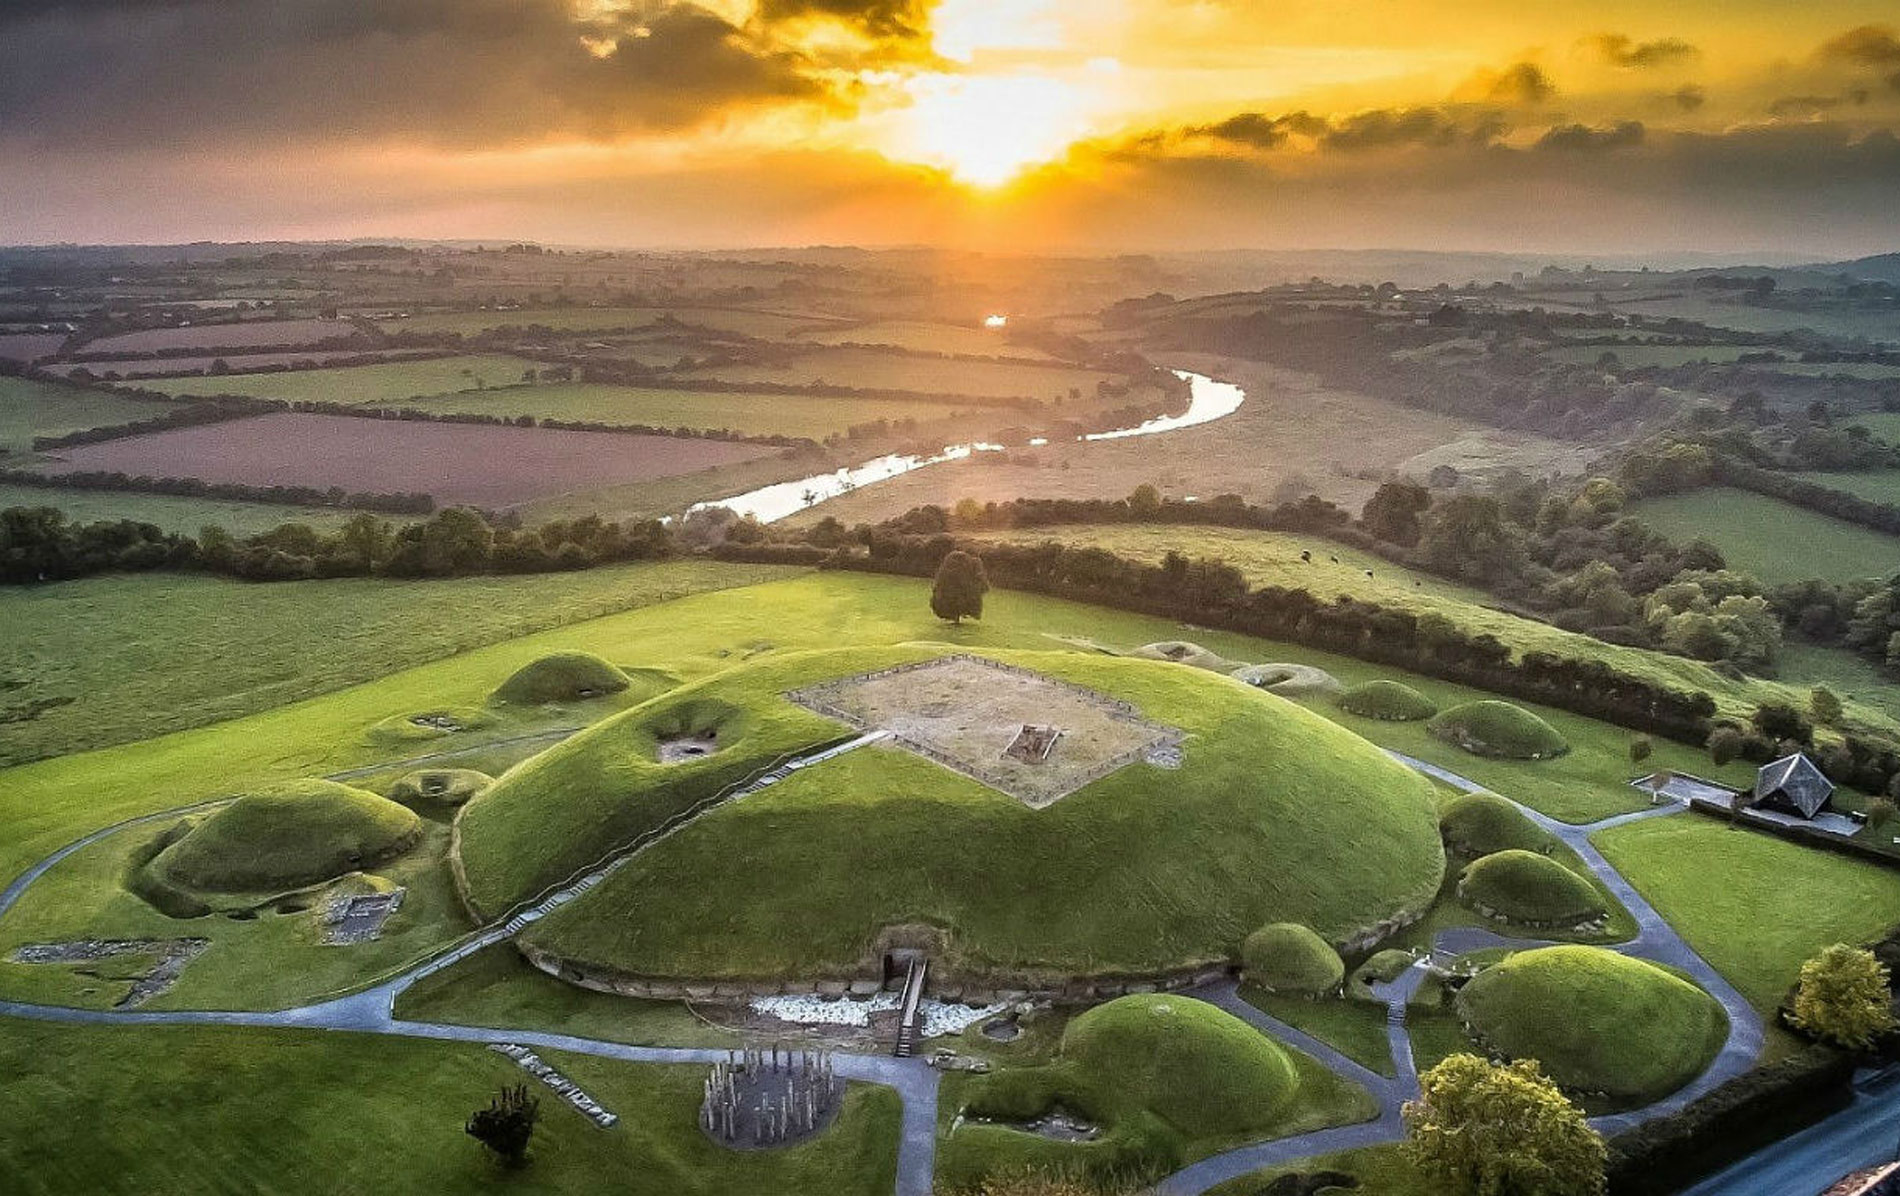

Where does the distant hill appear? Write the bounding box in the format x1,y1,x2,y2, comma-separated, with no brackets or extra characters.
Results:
1825,253,1900,284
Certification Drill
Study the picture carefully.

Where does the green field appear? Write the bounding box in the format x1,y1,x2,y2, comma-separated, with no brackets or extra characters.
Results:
1792,469,1900,507
682,346,1115,401
0,1021,899,1196
0,376,179,453
798,319,1057,360
1852,413,1900,441
0,560,799,765
1629,488,1899,584
0,483,390,536
146,354,538,405
976,522,1891,737
1542,343,1754,368
381,306,839,339
394,383,975,439
1594,815,1900,1012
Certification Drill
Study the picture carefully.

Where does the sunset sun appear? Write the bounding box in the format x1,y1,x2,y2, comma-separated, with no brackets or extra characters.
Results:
885,72,1093,188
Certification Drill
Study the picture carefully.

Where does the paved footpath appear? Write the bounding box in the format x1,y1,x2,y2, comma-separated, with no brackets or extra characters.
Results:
0,750,1763,1196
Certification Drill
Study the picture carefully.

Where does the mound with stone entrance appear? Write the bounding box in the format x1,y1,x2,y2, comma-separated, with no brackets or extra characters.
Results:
1457,850,1605,928
1337,679,1437,722
455,645,1445,989
1439,793,1557,857
1428,700,1570,760
491,651,635,705
388,768,492,809
141,780,423,899
1456,945,1727,1102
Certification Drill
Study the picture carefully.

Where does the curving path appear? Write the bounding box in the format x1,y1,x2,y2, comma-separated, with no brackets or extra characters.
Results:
0,749,1762,1196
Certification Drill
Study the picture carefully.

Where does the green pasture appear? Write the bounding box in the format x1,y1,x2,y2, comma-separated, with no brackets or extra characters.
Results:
393,383,974,439
146,354,538,405
0,376,179,454
0,483,396,536
680,346,1115,402
381,306,838,339
1629,488,1899,584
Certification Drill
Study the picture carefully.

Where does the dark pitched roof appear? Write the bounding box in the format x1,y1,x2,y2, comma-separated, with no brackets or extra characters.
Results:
1754,752,1835,818
1825,1162,1900,1196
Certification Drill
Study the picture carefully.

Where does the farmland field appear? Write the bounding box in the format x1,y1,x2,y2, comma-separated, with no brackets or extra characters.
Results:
0,334,66,363
0,376,179,453
1541,343,1754,367
79,319,363,355
392,383,976,439
797,319,1056,359
145,354,539,405
1851,413,1900,440
0,483,398,537
1629,487,1900,584
380,305,841,339
34,412,776,507
51,348,442,381
1791,469,1900,506
681,346,1115,401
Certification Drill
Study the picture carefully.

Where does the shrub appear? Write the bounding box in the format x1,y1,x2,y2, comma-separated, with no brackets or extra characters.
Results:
1405,1054,1605,1196
1337,679,1438,721
467,1084,539,1167
1707,725,1745,766
1240,923,1345,995
1787,944,1897,1050
1427,701,1570,760
1457,850,1604,927
1630,736,1653,763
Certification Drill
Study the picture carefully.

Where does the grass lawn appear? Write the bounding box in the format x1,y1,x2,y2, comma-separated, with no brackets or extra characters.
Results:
798,319,1057,360
0,375,179,453
0,1021,899,1196
1593,815,1900,1012
392,944,739,1048
1629,488,1899,584
1852,413,1900,441
681,346,1115,401
0,559,798,765
1792,469,1900,507
1241,987,1395,1076
394,382,975,439
147,354,539,405
0,482,400,536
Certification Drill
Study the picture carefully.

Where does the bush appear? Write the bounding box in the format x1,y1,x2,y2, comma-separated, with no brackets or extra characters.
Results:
1787,944,1896,1050
1240,923,1345,995
1440,793,1557,858
1707,726,1745,766
1630,736,1653,763
1457,850,1605,927
1337,679,1438,721
1427,700,1570,760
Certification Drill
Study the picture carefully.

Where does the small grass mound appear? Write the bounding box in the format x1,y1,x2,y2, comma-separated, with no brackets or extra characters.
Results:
366,705,495,744
1131,641,1231,672
947,994,1303,1185
1457,850,1604,928
1241,924,1345,995
1427,700,1570,760
1439,793,1557,857
1232,663,1343,697
387,768,491,808
491,651,633,705
1456,945,1727,1102
1337,680,1437,722
145,780,423,895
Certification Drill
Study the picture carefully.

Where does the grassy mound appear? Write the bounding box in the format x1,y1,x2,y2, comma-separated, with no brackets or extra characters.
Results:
478,646,1446,980
1232,663,1343,697
946,994,1301,1185
1456,946,1726,1101
366,705,495,744
1457,851,1604,927
1439,793,1557,857
387,769,491,809
1241,923,1345,995
491,651,633,705
146,780,423,895
1337,680,1437,722
1427,700,1570,760
1131,641,1232,671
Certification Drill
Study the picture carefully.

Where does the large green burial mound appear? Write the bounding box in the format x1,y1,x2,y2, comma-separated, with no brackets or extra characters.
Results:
1439,792,1557,857
1457,850,1604,927
1337,679,1437,721
1456,945,1727,1101
1240,923,1346,995
491,651,635,705
1427,700,1570,760
146,780,423,895
458,645,1446,983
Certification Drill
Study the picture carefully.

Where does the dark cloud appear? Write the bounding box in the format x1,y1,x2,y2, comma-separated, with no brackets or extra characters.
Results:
0,0,829,151
1820,25,1900,67
1182,111,1328,149
1665,85,1707,111
1535,121,1645,152
753,0,930,39
1323,106,1509,151
1456,62,1555,107
1587,34,1699,70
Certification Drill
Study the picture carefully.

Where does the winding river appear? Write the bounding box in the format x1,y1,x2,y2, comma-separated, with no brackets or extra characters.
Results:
692,368,1248,524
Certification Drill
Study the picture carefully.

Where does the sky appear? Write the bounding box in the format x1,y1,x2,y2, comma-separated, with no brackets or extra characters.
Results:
1,0,1897,256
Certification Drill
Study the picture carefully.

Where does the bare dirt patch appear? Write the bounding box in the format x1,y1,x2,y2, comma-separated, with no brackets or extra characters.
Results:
787,655,1180,808
35,412,775,507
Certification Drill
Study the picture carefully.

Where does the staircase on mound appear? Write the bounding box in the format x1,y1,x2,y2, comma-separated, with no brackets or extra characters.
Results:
893,955,929,1058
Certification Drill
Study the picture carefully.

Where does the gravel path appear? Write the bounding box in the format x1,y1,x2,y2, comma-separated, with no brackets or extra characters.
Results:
0,748,1766,1196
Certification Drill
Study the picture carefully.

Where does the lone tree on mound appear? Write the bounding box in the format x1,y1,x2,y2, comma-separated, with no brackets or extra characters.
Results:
1404,1054,1605,1196
1789,944,1896,1050
467,1084,540,1167
931,550,990,624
